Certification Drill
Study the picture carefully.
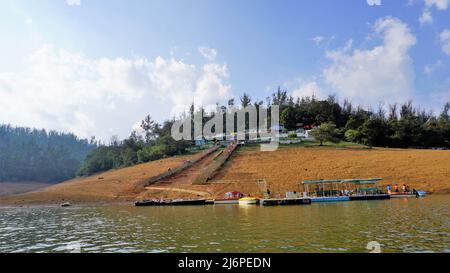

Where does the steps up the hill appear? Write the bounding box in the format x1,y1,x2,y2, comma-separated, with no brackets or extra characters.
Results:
192,143,238,185
133,146,220,191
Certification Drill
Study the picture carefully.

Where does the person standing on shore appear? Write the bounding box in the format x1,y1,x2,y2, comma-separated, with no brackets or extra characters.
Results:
394,184,399,193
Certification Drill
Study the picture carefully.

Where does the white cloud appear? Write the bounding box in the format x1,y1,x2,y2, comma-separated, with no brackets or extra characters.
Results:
367,0,382,6
0,45,233,140
198,46,217,61
419,0,449,25
292,81,326,100
424,60,443,75
312,36,325,46
323,17,417,107
194,63,231,108
440,29,450,56
419,9,433,24
425,0,449,10
65,0,81,6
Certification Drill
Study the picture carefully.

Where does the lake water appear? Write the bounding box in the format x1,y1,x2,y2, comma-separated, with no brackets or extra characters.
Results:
0,195,448,253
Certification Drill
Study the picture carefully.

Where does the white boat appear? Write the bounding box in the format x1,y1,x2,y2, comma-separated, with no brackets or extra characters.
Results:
238,197,259,205
390,191,426,198
214,198,239,204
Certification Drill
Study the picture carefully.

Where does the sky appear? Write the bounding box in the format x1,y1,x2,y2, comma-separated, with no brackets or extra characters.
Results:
0,0,449,141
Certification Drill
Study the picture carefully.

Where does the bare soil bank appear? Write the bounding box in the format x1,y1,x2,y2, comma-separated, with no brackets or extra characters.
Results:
1,146,449,205
211,147,450,197
0,153,200,205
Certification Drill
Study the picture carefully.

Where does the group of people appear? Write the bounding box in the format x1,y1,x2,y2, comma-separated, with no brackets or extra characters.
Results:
386,184,413,194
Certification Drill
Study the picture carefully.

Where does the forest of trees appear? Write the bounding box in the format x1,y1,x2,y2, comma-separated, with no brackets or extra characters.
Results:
0,125,96,183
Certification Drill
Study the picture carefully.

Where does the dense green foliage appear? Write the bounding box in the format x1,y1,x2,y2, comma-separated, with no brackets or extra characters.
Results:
0,125,96,182
310,123,339,146
274,88,450,148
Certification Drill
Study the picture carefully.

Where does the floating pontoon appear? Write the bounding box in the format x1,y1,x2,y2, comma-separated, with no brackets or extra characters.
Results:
302,178,390,202
135,199,207,206
260,198,311,206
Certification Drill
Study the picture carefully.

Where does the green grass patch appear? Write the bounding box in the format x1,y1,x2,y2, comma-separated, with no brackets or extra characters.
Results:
235,140,368,152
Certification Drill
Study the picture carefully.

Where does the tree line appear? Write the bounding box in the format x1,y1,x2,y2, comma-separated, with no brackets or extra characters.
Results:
76,119,192,176
78,87,449,177
0,125,96,183
275,89,450,148
3,87,447,181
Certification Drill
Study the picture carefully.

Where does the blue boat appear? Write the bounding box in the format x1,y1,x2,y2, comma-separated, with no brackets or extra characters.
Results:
416,190,427,197
310,196,350,202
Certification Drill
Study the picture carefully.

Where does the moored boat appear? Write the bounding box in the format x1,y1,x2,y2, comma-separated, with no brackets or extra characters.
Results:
310,196,350,202
302,178,388,203
238,197,259,205
135,199,206,207
389,193,415,198
214,198,240,204
416,190,427,197
260,198,311,206
390,191,426,198
349,194,390,201
214,191,243,204
61,202,71,207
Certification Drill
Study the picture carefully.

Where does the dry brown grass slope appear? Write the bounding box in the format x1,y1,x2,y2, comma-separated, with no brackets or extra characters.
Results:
211,146,450,197
0,153,201,205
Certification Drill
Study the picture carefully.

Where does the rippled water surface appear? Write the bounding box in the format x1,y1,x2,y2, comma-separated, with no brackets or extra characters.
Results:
0,195,449,253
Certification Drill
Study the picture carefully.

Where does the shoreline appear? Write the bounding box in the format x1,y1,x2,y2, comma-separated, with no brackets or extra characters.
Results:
1,192,449,208
1,146,449,206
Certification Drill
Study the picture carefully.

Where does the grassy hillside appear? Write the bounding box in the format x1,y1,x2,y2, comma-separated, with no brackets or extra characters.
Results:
211,145,450,196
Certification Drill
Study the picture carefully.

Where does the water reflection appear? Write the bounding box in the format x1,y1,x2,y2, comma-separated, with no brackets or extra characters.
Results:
0,195,448,253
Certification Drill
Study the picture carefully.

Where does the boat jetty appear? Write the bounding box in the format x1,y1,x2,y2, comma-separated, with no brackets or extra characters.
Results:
259,197,311,206
302,178,391,202
135,199,206,206
135,178,426,207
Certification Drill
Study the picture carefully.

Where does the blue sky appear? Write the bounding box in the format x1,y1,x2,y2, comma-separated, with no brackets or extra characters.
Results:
0,0,449,140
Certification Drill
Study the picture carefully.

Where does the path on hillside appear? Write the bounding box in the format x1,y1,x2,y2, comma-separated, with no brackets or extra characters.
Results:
136,148,222,199
143,187,210,197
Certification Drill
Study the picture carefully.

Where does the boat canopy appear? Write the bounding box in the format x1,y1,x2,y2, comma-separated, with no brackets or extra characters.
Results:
302,178,383,185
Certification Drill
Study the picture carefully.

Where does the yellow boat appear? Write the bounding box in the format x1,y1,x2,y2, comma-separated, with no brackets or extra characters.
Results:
238,197,259,205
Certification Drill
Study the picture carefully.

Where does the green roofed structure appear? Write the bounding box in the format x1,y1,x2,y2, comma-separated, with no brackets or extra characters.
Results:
302,178,383,185
301,178,389,202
